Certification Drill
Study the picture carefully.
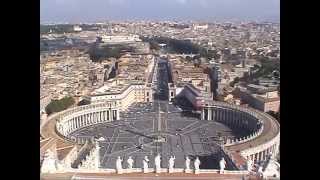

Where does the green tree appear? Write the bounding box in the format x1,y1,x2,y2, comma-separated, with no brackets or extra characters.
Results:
45,96,75,115
230,77,240,87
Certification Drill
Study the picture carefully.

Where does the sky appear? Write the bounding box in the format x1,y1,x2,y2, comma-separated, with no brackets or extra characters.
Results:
40,0,280,23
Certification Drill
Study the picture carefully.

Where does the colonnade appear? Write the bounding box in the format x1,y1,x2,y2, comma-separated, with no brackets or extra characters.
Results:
56,103,120,138
246,141,280,163
200,101,280,165
201,107,260,132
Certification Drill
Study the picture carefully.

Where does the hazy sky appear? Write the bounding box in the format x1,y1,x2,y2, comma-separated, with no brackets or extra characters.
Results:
41,0,280,23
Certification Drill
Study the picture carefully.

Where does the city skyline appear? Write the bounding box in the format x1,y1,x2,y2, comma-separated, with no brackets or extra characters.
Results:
41,0,280,23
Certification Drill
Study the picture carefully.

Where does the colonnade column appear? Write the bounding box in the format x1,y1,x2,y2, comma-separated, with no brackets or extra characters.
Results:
262,150,266,161
67,121,70,133
71,119,74,131
208,109,212,120
267,147,271,157
97,112,99,123
111,110,114,121
202,109,205,120
72,119,75,130
258,151,262,162
94,112,97,123
223,109,226,122
272,144,276,158
212,109,216,121
225,110,228,123
117,109,120,120
91,113,95,124
275,144,279,156
254,153,258,162
86,114,89,126
216,109,219,122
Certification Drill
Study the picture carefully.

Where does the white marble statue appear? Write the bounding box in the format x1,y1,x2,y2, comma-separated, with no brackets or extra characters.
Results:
168,155,175,173
185,156,191,173
219,157,226,174
95,141,102,169
246,158,253,172
155,153,161,173
127,156,134,172
41,149,57,173
143,156,150,173
257,165,264,178
194,157,201,174
116,156,123,174
262,158,280,178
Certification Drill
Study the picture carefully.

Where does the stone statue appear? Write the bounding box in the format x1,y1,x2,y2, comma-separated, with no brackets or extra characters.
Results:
143,156,150,173
194,157,201,174
219,157,226,174
168,155,175,173
95,140,102,169
41,149,57,173
185,156,191,173
246,158,253,172
155,153,161,173
257,165,264,178
116,156,123,174
127,156,134,169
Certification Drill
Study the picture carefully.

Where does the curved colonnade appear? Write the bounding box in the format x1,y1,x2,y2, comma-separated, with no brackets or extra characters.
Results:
55,102,120,144
201,101,280,163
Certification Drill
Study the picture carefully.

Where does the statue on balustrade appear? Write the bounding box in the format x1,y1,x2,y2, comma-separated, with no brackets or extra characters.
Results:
155,153,161,173
143,156,150,173
246,158,253,172
257,165,264,178
41,149,58,173
116,156,123,174
185,156,191,173
219,157,226,174
194,157,201,174
168,155,175,173
127,156,134,172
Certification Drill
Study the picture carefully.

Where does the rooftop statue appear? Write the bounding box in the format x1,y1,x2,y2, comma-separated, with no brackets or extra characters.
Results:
143,156,149,173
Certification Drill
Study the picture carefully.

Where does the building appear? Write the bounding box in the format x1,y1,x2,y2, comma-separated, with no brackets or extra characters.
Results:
100,35,141,44
73,25,82,32
235,85,280,112
193,24,208,30
84,80,152,110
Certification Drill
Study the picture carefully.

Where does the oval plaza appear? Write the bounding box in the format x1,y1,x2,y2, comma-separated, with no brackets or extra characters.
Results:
40,56,279,178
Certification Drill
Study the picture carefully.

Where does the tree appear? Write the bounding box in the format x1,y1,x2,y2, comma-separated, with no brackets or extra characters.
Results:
149,41,160,50
230,77,240,87
88,44,129,62
45,96,75,115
